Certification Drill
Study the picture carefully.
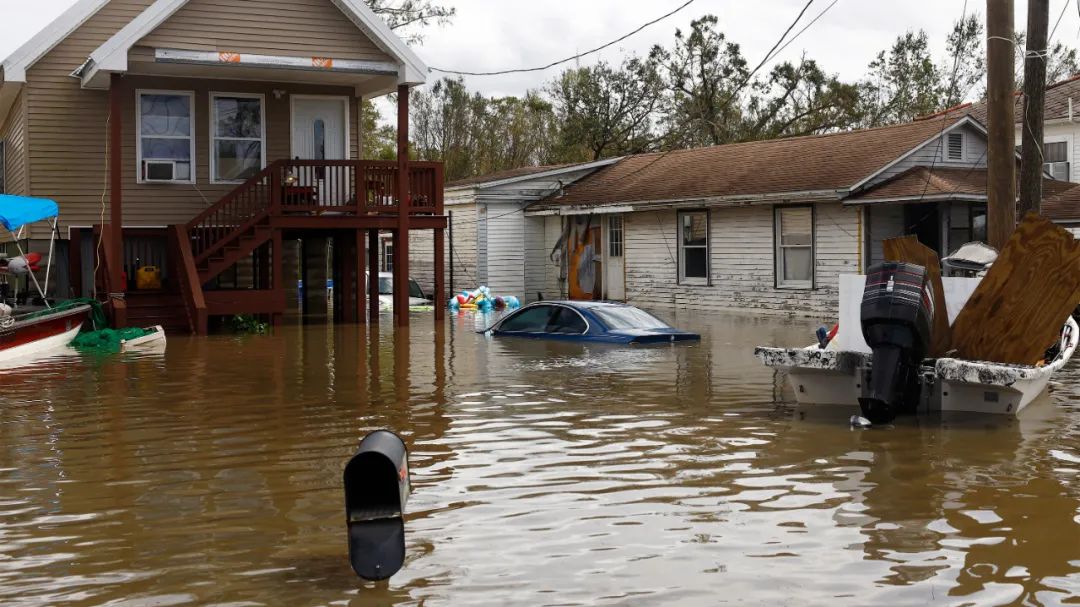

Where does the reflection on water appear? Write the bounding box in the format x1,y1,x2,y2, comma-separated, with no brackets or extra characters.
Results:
0,310,1077,606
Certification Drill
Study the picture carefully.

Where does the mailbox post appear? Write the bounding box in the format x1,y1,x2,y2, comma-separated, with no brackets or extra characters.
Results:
343,430,410,581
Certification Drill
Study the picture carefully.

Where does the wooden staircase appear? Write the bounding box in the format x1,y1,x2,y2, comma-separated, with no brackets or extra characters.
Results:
125,291,192,334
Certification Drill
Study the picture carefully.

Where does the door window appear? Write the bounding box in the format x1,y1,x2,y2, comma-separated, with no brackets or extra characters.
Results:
499,306,555,332
547,307,588,334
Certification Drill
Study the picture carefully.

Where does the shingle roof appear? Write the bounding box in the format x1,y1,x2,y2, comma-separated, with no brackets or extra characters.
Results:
846,166,991,203
446,162,592,189
959,72,1080,124
540,117,968,207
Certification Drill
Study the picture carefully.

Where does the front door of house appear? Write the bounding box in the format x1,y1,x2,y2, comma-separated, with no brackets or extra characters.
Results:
291,97,348,205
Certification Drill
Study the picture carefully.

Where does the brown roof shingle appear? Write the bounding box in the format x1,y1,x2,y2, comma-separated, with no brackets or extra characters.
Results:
542,117,966,207
847,166,990,202
958,72,1080,124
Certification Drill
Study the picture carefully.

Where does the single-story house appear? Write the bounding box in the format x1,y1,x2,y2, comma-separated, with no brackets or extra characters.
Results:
410,159,618,301
432,114,1078,318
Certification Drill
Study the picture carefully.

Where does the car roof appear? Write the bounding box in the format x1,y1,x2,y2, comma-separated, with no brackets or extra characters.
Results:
532,300,636,310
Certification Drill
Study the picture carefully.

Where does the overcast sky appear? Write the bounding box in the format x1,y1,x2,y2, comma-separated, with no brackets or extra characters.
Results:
3,0,1078,103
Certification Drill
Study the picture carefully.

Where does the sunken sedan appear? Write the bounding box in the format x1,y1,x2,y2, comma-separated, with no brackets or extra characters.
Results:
488,301,700,344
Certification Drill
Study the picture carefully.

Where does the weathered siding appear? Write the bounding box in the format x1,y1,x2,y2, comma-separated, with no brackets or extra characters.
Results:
0,89,28,197
865,203,905,267
1040,122,1078,181
623,202,860,318
542,215,565,299
485,202,526,298
137,0,394,62
409,202,479,296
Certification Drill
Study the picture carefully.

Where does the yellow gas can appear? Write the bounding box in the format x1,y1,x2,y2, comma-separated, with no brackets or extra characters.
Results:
136,265,162,290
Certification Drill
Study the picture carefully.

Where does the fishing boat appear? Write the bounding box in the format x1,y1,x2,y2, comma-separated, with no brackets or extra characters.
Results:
0,195,91,363
756,267,1078,421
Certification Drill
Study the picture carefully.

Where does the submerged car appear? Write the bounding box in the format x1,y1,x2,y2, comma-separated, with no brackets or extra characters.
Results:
366,271,429,310
488,301,700,344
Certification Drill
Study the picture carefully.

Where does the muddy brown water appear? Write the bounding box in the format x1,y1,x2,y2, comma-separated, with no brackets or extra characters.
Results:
0,311,1078,606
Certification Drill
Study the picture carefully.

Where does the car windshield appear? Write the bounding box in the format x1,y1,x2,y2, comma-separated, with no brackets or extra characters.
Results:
378,277,392,295
592,306,670,330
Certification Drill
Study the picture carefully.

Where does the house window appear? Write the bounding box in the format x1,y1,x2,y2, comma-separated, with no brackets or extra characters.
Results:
211,93,265,183
381,239,393,272
775,206,814,289
137,91,194,183
608,215,623,257
945,132,964,161
948,203,987,253
1044,141,1070,180
678,211,708,283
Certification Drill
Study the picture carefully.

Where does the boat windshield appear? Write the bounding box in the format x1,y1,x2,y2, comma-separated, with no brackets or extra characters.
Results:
592,306,670,330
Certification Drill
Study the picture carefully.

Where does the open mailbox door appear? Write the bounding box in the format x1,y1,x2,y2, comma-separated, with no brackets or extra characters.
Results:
343,430,410,581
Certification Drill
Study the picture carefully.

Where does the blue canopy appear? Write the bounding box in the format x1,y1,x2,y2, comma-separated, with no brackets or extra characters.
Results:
0,195,59,231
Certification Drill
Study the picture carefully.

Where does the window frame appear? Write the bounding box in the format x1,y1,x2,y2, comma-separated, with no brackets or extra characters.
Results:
677,210,710,285
209,91,267,184
1043,136,1072,181
944,131,965,162
135,89,196,185
608,214,624,258
774,205,816,290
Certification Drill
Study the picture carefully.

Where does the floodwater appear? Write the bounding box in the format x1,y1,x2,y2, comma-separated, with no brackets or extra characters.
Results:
1,310,1078,607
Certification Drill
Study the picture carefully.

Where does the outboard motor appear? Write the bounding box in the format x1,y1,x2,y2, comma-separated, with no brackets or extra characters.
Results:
859,262,934,424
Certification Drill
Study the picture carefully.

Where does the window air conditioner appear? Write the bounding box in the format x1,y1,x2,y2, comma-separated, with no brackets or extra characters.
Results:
144,160,177,182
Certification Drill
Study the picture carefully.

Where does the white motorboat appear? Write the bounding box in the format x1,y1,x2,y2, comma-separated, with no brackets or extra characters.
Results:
756,272,1078,419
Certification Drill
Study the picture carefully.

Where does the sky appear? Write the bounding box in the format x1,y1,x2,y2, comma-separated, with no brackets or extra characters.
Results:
3,0,1078,105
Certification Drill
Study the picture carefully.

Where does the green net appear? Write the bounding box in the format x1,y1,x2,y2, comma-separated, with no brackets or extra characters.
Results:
71,327,154,353
21,298,110,332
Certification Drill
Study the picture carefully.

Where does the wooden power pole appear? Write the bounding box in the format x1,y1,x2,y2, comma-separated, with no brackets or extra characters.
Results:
1019,0,1049,217
986,0,1017,249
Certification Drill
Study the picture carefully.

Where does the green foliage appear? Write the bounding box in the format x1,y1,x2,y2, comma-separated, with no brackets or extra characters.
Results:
227,314,268,335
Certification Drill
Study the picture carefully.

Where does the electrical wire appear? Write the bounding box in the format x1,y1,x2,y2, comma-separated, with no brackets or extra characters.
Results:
429,0,695,76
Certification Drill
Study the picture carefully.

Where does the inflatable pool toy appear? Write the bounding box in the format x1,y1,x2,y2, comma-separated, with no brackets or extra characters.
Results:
447,286,522,312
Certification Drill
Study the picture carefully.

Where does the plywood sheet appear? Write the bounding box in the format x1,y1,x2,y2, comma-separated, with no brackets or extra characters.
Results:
949,213,1080,364
882,235,951,357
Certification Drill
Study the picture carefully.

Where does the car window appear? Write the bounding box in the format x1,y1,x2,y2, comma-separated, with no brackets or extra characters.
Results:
498,305,554,332
409,279,424,299
547,307,587,334
378,277,392,295
592,306,670,330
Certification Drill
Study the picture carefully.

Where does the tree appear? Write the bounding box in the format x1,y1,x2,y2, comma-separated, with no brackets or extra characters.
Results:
1045,42,1080,84
859,31,944,126
360,100,396,160
744,58,863,140
943,14,986,107
548,58,665,161
366,0,455,43
651,15,750,147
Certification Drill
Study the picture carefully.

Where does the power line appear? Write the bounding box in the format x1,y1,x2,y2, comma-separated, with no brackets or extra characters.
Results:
739,0,816,89
429,0,695,76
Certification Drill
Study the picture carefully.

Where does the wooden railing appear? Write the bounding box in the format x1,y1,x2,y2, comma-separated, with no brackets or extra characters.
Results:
169,224,207,335
186,164,278,261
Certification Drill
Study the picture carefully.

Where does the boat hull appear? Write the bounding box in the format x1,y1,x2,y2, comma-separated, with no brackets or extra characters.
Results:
0,305,89,363
756,317,1078,417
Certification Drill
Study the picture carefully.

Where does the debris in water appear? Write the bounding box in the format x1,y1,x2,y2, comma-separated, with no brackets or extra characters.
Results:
850,415,872,429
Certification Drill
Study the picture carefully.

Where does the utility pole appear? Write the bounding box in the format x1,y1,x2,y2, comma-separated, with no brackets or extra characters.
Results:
986,0,1017,249
1019,0,1049,216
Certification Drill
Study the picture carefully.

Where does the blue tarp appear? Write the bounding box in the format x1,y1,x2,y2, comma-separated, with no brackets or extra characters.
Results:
0,195,59,231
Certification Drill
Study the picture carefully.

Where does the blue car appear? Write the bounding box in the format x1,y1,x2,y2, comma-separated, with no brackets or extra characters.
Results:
488,301,700,344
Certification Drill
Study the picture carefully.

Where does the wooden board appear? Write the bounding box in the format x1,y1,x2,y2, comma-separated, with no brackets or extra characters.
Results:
883,235,951,357
949,213,1080,364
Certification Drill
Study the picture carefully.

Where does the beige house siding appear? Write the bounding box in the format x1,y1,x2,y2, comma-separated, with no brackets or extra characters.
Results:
1,89,28,198
138,0,395,63
619,202,861,318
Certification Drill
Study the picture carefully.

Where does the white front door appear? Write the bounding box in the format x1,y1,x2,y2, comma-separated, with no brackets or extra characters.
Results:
604,214,625,301
291,97,348,204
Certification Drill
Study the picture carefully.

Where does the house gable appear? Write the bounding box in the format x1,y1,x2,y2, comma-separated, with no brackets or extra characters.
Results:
856,119,990,193
81,0,427,89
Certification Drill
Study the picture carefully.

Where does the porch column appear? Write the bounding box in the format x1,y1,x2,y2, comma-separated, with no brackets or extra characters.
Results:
272,230,284,327
108,73,127,328
434,227,445,321
339,231,355,324
393,84,411,326
356,229,367,323
368,228,380,322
